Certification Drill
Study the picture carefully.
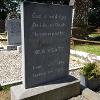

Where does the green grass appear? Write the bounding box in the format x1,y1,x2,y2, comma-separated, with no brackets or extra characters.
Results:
74,44,100,56
0,85,11,91
89,33,100,37
0,85,10,100
2,85,11,91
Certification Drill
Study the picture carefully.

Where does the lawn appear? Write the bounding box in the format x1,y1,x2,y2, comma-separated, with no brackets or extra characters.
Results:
0,85,11,100
89,33,100,37
74,44,100,56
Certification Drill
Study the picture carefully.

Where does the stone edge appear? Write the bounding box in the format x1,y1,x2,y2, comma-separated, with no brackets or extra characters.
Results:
11,79,80,100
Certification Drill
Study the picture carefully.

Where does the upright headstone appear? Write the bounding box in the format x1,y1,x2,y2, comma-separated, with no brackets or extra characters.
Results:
22,2,72,89
11,1,80,100
5,18,21,50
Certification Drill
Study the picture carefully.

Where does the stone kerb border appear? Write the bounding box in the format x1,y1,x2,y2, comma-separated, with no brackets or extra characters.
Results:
1,80,22,87
82,88,100,100
70,49,100,62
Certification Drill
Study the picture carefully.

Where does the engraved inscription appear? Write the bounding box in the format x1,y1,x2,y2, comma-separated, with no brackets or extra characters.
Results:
30,8,69,82
32,22,66,28
32,13,67,20
31,31,65,37
23,2,72,88
33,46,64,55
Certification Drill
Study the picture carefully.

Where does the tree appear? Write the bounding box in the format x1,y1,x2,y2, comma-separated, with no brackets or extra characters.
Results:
0,0,20,20
18,0,70,5
0,0,8,20
0,0,70,20
88,0,100,27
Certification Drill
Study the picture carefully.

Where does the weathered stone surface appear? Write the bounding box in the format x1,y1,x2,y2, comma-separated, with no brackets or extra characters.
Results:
5,19,21,46
11,75,80,100
0,51,22,86
82,88,100,100
21,1,72,89
11,2,79,100
7,45,17,50
17,46,22,53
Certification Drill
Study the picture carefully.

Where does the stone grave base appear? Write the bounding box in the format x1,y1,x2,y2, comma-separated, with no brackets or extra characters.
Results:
11,75,80,100
7,45,20,50
0,46,3,49
17,46,22,53
0,44,4,49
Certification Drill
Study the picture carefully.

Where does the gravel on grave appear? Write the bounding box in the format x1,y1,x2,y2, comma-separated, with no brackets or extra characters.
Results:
0,50,99,100
0,50,85,86
0,50,22,85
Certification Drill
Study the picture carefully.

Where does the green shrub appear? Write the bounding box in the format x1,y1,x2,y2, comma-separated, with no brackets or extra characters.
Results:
80,62,100,80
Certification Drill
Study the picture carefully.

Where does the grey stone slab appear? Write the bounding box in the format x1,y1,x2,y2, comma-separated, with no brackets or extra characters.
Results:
82,88,100,100
5,19,21,45
17,46,22,53
21,2,72,89
7,45,17,50
11,75,80,100
0,46,3,49
69,0,75,6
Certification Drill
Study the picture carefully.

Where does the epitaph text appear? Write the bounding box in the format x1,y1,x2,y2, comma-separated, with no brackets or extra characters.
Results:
22,2,72,88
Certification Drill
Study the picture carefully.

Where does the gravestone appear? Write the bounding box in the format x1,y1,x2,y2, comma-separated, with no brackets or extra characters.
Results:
11,1,80,100
5,18,21,50
22,2,72,89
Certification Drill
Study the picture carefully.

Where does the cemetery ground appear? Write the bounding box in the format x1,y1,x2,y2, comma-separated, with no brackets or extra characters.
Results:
74,44,100,56
0,50,100,100
0,50,83,100
0,33,7,41
71,31,100,56
0,36,100,100
0,34,100,100
0,1,100,99
0,33,7,49
1,32,100,55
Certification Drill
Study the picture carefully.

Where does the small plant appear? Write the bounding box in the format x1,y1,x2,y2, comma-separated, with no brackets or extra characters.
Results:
2,85,11,91
0,84,11,91
80,62,100,80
